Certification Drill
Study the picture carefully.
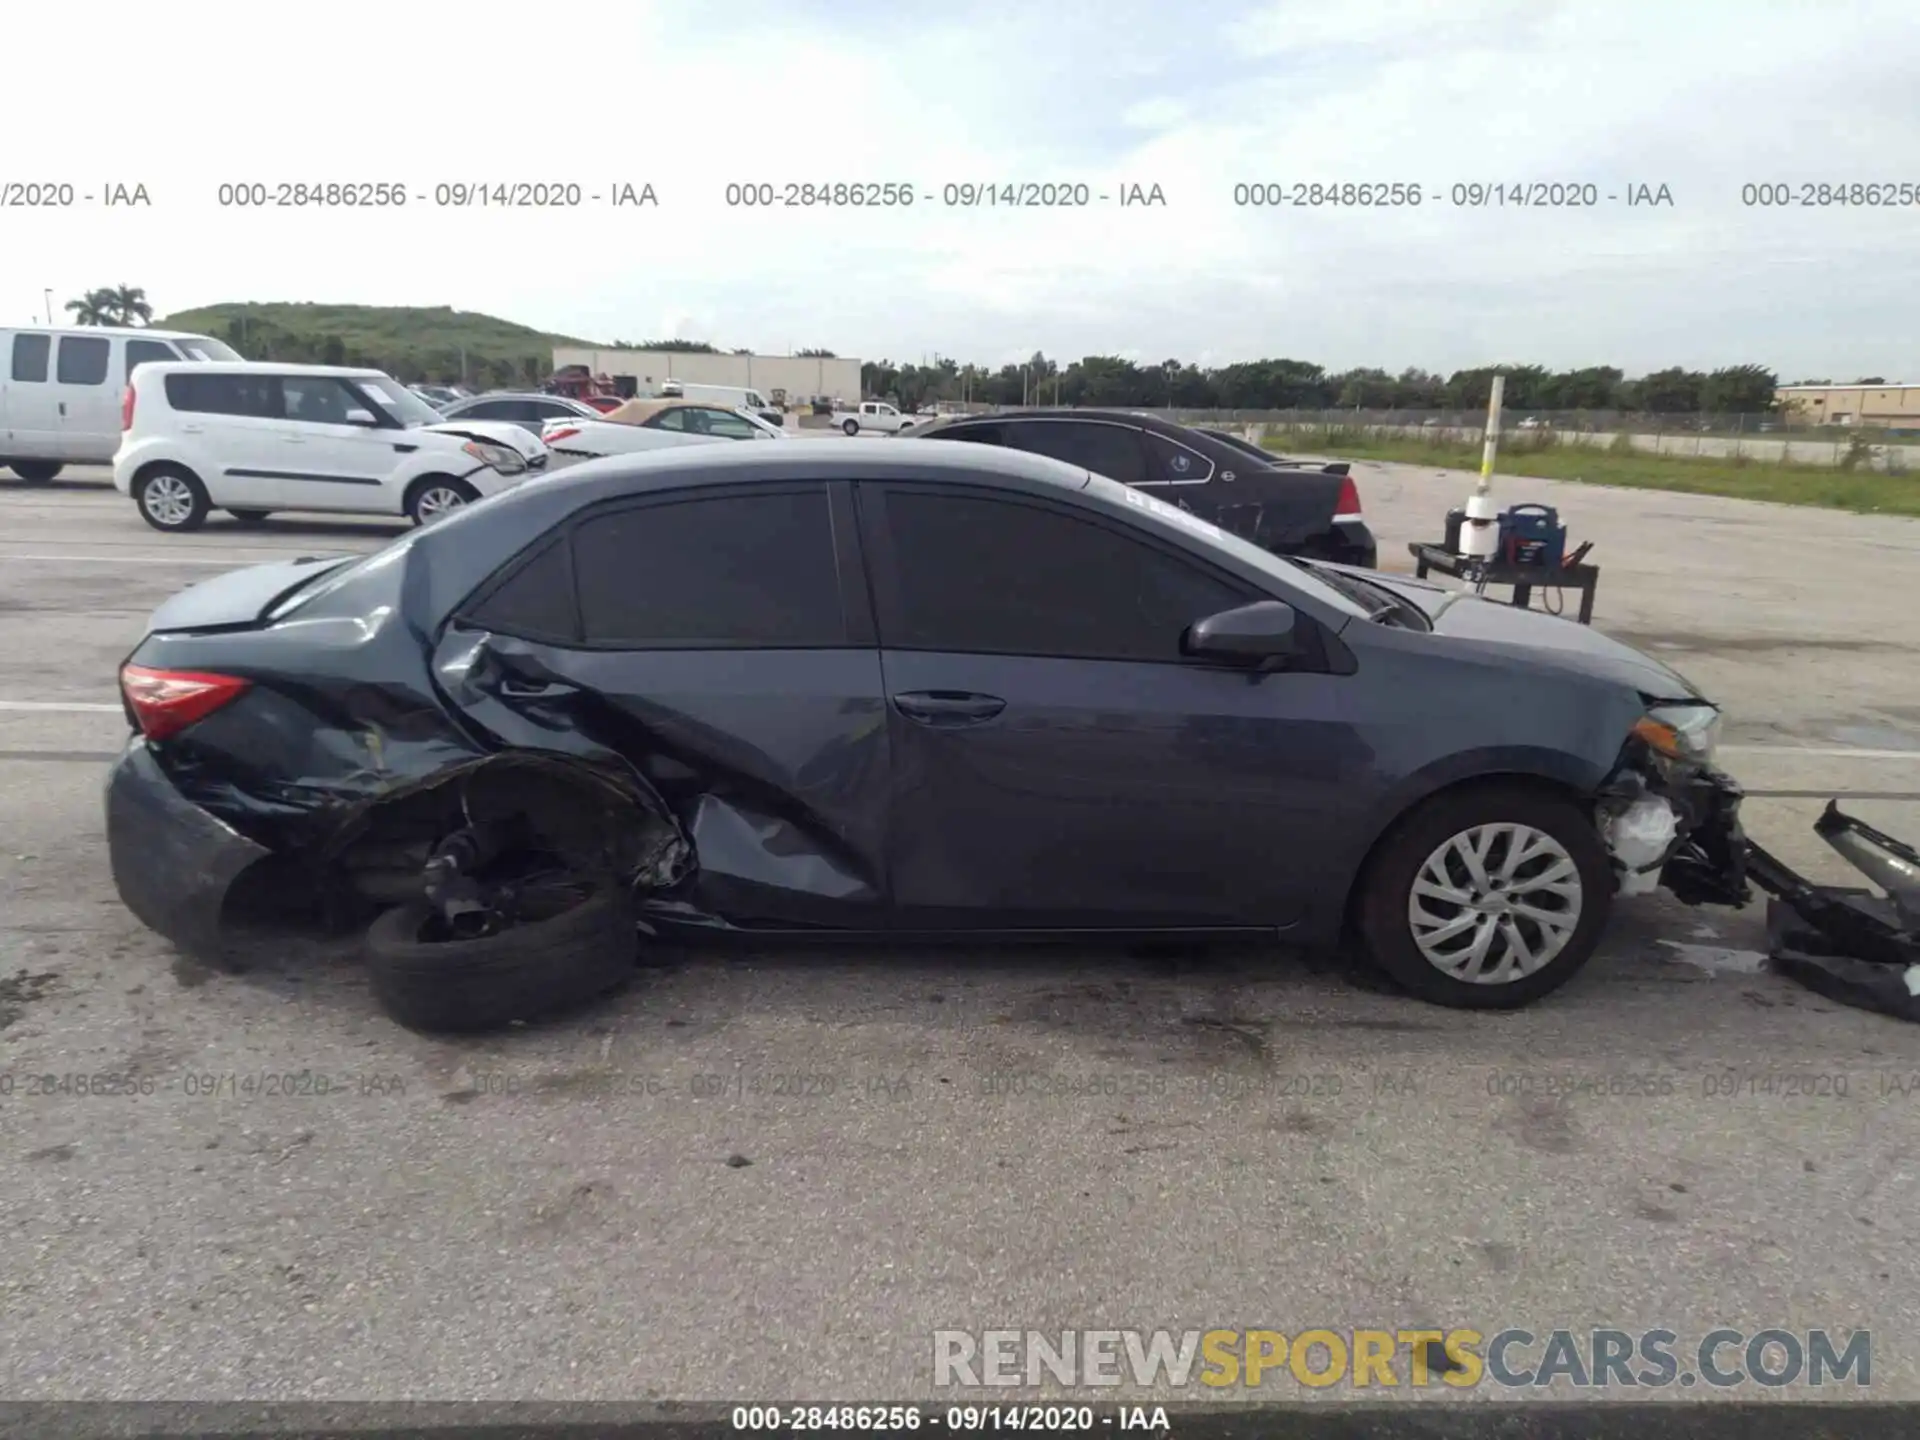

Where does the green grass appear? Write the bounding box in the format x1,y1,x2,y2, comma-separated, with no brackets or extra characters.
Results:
155,302,603,386
1264,427,1920,517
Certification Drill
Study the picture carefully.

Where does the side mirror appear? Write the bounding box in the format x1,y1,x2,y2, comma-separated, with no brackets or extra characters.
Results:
1182,600,1299,664
345,408,379,427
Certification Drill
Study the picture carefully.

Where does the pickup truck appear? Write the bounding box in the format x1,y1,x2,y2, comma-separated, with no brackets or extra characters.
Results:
835,400,914,436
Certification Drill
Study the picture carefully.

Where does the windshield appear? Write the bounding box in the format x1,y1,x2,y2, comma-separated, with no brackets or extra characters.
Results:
175,336,244,362
1081,473,1374,622
356,376,446,428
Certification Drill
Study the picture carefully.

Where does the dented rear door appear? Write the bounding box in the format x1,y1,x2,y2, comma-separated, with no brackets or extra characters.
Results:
435,479,894,928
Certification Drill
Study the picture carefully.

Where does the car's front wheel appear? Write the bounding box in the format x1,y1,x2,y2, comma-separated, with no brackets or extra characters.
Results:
133,465,211,533
842,418,860,435
405,475,478,527
1354,784,1612,1009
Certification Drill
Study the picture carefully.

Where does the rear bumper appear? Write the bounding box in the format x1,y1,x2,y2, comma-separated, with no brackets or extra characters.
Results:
104,738,270,962
1310,521,1378,569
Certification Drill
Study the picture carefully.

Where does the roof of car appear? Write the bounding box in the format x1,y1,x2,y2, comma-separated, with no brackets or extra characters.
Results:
602,396,738,425
133,361,390,379
444,392,576,405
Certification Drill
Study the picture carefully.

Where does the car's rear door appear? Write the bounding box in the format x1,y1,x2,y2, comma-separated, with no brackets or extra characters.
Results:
857,480,1366,931
442,479,894,927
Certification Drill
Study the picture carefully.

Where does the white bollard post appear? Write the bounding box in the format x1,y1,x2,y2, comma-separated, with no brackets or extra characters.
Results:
1459,375,1505,559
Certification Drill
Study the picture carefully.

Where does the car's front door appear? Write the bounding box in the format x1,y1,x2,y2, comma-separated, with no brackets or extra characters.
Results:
272,375,403,511
859,482,1365,931
440,480,894,927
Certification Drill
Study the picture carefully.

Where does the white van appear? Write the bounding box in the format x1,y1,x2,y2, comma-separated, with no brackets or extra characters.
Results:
1,326,242,481
656,381,783,427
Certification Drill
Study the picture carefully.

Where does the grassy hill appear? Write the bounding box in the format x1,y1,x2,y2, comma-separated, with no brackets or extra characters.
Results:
156,303,603,388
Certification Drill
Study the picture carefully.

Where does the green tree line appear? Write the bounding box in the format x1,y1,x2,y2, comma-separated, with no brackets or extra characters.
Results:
861,355,1799,414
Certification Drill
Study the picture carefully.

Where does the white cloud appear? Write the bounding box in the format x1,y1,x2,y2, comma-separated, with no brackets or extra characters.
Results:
7,0,1919,377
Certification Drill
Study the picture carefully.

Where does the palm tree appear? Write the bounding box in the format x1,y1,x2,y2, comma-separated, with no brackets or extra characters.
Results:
64,289,116,326
108,284,153,326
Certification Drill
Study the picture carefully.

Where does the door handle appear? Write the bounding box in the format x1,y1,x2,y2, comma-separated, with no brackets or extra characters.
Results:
180,423,204,434
891,690,1006,726
496,676,577,700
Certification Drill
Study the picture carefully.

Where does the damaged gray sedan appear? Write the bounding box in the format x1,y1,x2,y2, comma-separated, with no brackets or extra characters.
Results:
105,439,1757,1029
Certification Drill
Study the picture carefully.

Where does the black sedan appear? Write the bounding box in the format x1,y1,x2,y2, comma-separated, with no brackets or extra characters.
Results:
908,408,1375,567
105,439,1747,1030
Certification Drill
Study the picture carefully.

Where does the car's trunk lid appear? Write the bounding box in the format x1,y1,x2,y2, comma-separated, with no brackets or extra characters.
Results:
144,556,356,634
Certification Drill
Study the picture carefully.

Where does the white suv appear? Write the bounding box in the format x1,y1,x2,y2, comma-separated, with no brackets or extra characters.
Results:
114,362,550,532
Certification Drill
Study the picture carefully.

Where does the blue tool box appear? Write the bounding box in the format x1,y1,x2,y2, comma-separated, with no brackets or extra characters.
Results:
1497,504,1566,568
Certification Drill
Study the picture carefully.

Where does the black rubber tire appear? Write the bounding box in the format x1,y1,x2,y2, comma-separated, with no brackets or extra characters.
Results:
1353,784,1612,1010
365,877,636,1034
226,508,272,524
133,465,212,532
404,474,479,527
9,461,63,483
841,418,859,435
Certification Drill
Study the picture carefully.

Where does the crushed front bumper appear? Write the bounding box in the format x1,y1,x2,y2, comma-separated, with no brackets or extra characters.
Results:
104,738,270,964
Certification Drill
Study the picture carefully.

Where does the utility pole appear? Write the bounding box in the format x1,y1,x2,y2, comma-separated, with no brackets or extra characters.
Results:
43,288,53,325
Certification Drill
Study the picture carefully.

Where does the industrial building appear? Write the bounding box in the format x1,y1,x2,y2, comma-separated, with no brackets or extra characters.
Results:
550,347,864,407
1774,381,1920,428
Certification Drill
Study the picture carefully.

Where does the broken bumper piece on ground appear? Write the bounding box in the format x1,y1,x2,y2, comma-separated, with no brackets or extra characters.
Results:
1749,802,1920,1021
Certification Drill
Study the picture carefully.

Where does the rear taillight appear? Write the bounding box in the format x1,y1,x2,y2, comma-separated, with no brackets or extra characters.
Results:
544,426,581,444
1334,476,1363,516
121,386,136,431
119,664,250,741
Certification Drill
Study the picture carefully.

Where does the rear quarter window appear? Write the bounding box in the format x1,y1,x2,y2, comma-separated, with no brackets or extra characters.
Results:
163,372,277,417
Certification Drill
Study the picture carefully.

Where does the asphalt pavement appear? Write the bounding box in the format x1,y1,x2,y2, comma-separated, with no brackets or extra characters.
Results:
1,462,1917,1403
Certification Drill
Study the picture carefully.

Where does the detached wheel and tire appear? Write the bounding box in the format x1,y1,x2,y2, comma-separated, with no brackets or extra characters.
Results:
405,475,478,527
364,875,636,1034
8,461,63,483
841,418,860,436
1354,785,1612,1009
134,466,212,532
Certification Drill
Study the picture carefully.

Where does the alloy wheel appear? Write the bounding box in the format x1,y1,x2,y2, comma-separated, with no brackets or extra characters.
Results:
413,486,466,523
1406,822,1583,984
142,474,196,527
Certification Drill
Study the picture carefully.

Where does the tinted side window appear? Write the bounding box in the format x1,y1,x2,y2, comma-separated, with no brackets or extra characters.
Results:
1003,421,1149,484
457,400,517,420
163,372,276,417
55,336,111,385
125,339,181,377
881,490,1248,661
10,334,50,382
572,490,845,647
466,539,577,642
930,422,1002,446
697,408,757,438
1144,431,1217,483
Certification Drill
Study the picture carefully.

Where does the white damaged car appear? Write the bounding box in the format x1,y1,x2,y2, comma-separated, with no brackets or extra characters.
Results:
114,362,550,531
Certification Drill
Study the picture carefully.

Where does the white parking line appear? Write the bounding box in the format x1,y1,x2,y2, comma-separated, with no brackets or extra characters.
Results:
0,552,346,567
0,701,125,713
1720,744,1920,760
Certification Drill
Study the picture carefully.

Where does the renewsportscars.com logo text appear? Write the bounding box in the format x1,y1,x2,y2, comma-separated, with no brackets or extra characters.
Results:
933,1328,1871,1391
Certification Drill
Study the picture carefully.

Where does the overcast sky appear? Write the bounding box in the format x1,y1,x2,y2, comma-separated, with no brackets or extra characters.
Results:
9,0,1918,378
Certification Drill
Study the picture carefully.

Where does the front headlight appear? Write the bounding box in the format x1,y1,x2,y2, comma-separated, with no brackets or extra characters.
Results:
462,439,526,475
1633,704,1721,765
